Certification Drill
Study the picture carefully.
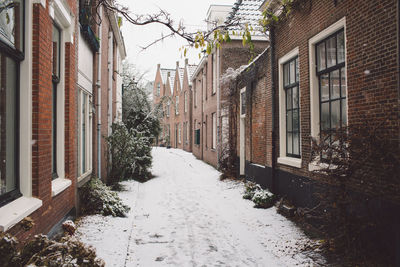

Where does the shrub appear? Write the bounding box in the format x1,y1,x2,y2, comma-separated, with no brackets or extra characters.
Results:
252,189,275,209
79,178,129,217
106,123,152,183
243,182,262,200
0,233,104,267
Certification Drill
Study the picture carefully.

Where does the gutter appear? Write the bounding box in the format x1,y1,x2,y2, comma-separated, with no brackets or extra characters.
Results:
97,5,103,180
270,24,277,194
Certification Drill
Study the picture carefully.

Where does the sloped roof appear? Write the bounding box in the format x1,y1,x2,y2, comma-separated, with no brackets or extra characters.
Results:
187,65,198,85
168,71,176,94
177,68,185,90
225,0,265,37
160,68,174,85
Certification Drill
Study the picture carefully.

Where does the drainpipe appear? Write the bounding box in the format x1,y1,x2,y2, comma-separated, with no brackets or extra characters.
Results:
270,24,277,194
97,5,102,180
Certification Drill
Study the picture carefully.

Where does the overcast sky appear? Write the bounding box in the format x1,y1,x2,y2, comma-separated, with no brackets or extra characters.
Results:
118,0,234,83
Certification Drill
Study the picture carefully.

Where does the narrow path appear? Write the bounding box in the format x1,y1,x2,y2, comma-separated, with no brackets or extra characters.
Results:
77,148,324,266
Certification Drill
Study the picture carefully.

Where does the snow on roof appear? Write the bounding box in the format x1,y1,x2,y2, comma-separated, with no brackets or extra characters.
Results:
178,68,185,90
168,71,176,94
160,68,174,85
225,0,265,37
187,65,198,84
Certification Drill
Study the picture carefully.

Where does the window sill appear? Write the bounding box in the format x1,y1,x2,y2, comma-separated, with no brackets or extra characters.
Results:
277,157,302,168
77,170,92,187
0,196,42,231
308,161,337,172
52,178,72,197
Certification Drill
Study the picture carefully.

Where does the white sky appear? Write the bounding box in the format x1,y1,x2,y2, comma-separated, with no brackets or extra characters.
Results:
118,0,235,82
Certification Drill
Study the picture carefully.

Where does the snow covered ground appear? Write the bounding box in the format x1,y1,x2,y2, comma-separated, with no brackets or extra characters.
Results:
76,147,325,266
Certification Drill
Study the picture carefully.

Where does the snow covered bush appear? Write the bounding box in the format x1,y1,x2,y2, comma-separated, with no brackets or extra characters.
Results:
0,233,104,267
79,178,129,217
243,182,275,208
252,189,275,209
106,123,152,183
243,182,262,200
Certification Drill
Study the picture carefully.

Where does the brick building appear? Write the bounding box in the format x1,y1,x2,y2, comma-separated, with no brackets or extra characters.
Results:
229,0,399,261
191,1,268,168
0,0,77,239
0,0,126,241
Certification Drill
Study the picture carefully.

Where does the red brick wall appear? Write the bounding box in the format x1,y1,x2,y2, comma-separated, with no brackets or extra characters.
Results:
239,0,399,200
9,0,77,241
182,66,192,152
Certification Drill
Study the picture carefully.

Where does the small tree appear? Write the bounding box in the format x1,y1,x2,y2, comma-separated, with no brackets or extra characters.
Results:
308,117,400,261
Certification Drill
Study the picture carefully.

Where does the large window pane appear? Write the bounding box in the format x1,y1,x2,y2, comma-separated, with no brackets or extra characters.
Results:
292,86,298,108
287,110,292,131
293,109,299,131
284,63,289,86
341,99,347,126
337,31,345,64
331,100,340,129
287,133,293,154
82,93,86,173
340,67,346,97
326,35,336,68
330,70,340,99
0,54,17,196
317,42,326,71
286,88,292,110
321,102,330,130
320,74,329,101
293,132,299,156
0,0,23,51
289,60,295,84
295,58,299,82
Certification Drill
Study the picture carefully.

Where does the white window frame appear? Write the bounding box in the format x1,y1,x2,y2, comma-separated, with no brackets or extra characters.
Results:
240,87,246,118
308,17,347,171
212,53,217,94
178,123,181,144
77,89,92,182
184,91,188,113
175,95,179,115
278,47,302,168
50,0,74,197
212,112,217,150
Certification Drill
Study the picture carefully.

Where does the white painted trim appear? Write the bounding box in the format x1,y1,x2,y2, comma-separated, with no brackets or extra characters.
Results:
19,0,33,197
0,197,42,231
77,170,92,184
278,47,300,159
32,0,46,8
308,160,337,172
278,157,302,168
240,87,246,118
308,17,347,139
51,178,72,197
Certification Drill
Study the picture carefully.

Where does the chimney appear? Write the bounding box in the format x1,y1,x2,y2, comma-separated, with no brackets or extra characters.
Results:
185,58,189,67
167,71,170,78
157,63,160,70
176,61,179,68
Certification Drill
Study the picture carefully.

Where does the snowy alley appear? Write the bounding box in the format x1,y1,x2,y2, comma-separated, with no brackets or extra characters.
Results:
76,148,325,266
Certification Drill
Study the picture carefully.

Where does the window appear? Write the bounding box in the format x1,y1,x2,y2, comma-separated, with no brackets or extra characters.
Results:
52,23,61,179
308,18,346,170
186,121,189,143
278,47,301,168
316,29,346,142
212,113,217,149
212,53,217,94
195,129,200,145
166,100,170,117
78,90,92,177
175,95,179,115
240,90,246,116
283,57,300,158
184,91,187,113
0,0,24,206
178,123,181,144
156,82,160,96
